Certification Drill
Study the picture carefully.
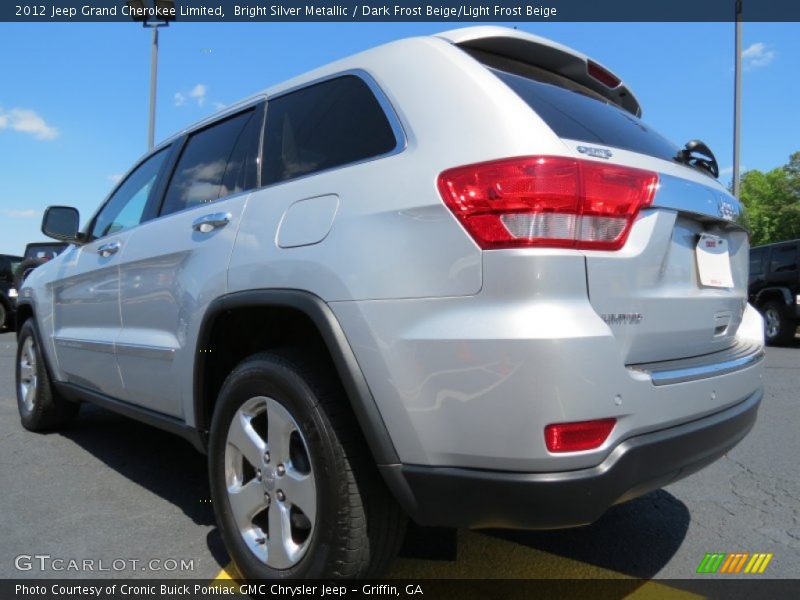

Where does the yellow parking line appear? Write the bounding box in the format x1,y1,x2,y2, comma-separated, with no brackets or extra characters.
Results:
390,530,701,598
211,530,701,599
212,563,240,586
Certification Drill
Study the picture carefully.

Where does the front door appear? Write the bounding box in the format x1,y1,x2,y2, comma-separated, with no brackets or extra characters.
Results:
52,147,171,397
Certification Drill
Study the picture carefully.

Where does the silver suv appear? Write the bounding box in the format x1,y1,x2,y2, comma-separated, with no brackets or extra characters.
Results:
15,27,765,578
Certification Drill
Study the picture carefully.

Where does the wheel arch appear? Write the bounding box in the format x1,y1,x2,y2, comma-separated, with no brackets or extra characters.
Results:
755,287,793,307
14,301,34,337
193,289,400,467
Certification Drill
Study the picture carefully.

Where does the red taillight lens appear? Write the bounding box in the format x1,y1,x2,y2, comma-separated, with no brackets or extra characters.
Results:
438,156,658,251
544,418,617,453
587,60,621,88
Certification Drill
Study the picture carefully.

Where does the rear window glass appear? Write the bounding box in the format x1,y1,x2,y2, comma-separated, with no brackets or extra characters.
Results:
492,68,680,162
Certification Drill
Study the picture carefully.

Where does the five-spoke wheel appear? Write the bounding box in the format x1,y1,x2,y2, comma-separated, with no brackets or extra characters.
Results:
18,336,38,413
225,396,316,569
15,319,79,431
209,351,406,579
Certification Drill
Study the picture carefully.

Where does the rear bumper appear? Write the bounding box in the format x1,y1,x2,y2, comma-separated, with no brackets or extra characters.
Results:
381,388,761,530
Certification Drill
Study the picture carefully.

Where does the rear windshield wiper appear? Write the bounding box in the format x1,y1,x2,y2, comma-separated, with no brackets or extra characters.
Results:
675,139,719,179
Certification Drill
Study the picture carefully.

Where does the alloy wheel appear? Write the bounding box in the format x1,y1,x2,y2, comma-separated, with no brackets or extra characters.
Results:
224,396,316,569
764,308,780,339
18,336,38,412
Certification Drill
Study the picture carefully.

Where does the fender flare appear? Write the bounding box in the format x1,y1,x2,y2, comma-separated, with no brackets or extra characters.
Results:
754,287,793,307
193,289,400,466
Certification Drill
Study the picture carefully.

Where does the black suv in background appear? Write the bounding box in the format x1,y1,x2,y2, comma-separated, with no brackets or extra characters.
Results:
749,240,800,345
0,254,23,330
14,242,68,290
0,243,67,331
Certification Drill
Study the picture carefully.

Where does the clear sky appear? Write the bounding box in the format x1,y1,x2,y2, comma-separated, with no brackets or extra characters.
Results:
1,21,797,255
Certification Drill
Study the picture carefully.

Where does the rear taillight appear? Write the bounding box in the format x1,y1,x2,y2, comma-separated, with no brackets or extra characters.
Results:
438,156,658,251
544,418,617,453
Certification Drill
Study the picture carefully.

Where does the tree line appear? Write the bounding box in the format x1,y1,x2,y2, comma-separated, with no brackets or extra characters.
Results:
737,151,800,246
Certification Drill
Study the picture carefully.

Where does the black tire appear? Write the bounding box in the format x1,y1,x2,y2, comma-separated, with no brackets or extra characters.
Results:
16,319,80,431
761,300,797,346
209,351,406,579
14,257,46,291
0,301,7,331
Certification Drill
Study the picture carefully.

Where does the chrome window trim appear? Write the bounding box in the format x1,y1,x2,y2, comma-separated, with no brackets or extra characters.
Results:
84,69,407,240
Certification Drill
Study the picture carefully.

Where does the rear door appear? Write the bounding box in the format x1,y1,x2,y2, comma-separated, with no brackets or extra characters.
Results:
115,102,264,417
52,147,171,396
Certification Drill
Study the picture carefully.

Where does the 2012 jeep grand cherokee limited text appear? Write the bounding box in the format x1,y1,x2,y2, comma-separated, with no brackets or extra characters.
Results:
15,27,764,578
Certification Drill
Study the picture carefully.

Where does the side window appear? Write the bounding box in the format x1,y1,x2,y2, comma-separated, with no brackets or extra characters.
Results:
749,249,764,276
263,75,397,185
770,245,797,273
160,109,258,217
91,148,169,239
10,258,22,278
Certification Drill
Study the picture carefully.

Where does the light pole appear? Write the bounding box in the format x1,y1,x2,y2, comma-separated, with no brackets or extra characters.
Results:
733,0,743,197
127,0,175,150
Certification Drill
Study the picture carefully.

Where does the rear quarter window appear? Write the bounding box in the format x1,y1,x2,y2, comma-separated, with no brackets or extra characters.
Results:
492,68,680,162
262,75,398,185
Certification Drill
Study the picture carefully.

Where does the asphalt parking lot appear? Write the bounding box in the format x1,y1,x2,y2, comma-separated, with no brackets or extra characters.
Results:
0,330,797,586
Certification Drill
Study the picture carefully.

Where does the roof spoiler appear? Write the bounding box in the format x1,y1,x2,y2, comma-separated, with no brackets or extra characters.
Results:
436,27,642,117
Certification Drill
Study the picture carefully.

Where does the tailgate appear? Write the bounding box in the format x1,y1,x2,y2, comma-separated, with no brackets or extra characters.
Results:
582,149,748,364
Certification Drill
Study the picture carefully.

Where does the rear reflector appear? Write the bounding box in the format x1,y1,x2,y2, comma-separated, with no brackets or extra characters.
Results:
587,60,621,88
544,418,617,453
438,156,658,251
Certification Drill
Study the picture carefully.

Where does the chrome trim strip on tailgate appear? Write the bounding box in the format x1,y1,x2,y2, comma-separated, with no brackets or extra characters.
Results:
653,174,743,225
629,340,764,386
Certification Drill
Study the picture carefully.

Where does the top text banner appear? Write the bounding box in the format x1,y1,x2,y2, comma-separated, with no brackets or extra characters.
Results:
3,0,799,22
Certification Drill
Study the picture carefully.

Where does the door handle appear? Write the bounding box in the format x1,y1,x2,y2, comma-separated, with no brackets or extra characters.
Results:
97,241,121,258
192,212,232,233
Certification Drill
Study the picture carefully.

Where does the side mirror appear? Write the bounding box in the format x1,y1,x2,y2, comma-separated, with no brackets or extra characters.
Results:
42,206,81,243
